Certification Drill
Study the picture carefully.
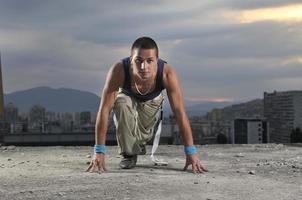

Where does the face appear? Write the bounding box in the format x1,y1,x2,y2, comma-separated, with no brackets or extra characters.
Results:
130,48,158,81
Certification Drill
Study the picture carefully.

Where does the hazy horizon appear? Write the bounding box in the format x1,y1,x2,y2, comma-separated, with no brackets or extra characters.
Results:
5,85,243,103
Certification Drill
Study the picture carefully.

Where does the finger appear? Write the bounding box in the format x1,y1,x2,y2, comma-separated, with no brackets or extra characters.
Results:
85,164,92,172
200,162,208,172
88,164,94,173
192,164,197,174
192,163,203,174
85,162,93,172
197,164,204,173
183,163,189,171
97,163,103,173
89,162,98,173
102,163,108,172
98,162,106,173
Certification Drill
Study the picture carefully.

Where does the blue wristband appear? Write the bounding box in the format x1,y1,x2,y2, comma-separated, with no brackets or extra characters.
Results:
184,145,197,155
94,144,107,154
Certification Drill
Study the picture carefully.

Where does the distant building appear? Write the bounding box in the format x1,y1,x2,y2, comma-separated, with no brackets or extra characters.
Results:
5,103,18,123
80,111,91,125
231,118,269,144
29,104,46,133
60,112,73,132
189,120,231,144
18,112,29,133
79,111,94,132
46,121,63,133
0,52,7,140
9,122,24,133
73,112,81,131
5,103,19,133
162,116,180,144
164,115,230,145
160,122,178,144
264,90,302,143
0,52,5,122
45,111,56,122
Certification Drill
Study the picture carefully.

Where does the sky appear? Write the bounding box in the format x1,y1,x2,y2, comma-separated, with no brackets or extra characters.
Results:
1,0,302,103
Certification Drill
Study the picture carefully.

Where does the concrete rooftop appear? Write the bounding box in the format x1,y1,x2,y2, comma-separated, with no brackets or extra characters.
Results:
0,144,301,200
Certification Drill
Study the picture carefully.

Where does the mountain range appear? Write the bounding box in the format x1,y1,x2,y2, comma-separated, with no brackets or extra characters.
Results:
205,98,264,121
4,86,237,116
4,86,100,113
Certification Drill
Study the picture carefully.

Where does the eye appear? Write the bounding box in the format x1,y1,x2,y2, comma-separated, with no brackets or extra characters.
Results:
147,59,153,64
135,59,142,63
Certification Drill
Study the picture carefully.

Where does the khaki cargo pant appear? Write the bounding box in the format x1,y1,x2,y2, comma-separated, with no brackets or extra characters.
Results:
113,89,164,156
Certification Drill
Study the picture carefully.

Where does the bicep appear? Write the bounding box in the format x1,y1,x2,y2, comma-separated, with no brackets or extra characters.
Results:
99,63,123,113
165,68,186,115
99,86,117,114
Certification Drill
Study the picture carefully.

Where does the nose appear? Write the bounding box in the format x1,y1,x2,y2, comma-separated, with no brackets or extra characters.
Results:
140,61,146,70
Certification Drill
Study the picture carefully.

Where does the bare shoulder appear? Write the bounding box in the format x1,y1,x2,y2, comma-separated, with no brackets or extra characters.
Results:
105,61,125,90
110,61,124,79
163,63,178,88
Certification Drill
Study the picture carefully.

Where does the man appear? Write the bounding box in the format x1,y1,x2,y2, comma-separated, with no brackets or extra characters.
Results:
86,37,207,173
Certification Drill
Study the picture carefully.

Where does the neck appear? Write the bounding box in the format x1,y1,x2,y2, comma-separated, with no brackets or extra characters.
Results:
131,74,155,95
134,81,151,95
135,75,153,85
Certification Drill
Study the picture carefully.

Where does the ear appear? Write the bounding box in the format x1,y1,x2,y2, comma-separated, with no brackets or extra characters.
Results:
129,54,133,63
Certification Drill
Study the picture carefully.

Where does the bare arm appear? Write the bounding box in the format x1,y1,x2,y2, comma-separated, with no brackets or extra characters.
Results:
163,65,193,146
86,62,124,173
95,62,124,145
163,64,207,173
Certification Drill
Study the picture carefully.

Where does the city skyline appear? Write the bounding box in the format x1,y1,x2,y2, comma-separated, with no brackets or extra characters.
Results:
1,1,302,102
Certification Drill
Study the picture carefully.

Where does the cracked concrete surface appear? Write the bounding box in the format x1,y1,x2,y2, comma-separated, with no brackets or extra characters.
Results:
0,144,301,200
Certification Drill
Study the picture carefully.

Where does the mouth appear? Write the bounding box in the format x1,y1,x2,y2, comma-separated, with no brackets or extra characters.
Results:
139,72,150,80
139,71,149,75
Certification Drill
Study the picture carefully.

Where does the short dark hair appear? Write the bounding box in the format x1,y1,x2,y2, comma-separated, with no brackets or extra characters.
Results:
131,36,159,57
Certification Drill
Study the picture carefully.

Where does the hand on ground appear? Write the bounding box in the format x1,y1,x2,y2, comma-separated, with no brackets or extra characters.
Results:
183,154,208,173
86,153,107,173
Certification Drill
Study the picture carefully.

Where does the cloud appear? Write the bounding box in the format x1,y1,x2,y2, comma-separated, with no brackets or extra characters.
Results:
209,0,302,10
1,29,127,94
1,0,302,102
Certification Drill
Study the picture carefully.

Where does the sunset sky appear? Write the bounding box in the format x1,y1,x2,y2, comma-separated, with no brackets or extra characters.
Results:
1,0,302,102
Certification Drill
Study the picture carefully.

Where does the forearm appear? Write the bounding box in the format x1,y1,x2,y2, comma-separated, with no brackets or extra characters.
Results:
95,110,110,145
174,110,194,146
